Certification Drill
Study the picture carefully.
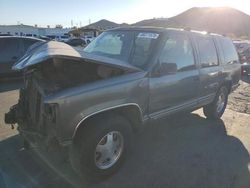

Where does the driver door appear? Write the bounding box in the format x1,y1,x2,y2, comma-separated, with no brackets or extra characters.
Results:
149,32,200,118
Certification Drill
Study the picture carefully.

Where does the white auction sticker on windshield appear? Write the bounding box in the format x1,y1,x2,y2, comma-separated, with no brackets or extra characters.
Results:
137,33,159,39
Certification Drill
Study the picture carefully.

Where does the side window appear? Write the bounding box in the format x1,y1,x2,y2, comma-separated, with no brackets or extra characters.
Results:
23,39,37,52
220,38,239,64
93,33,123,55
159,33,195,72
196,35,218,67
0,38,20,63
131,34,157,67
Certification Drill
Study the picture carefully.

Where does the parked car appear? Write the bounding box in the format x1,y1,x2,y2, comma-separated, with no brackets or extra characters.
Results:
0,36,45,79
233,40,250,76
5,27,241,181
55,35,70,42
65,38,86,47
46,35,56,40
241,62,250,75
82,36,95,44
0,34,13,36
38,35,51,41
24,34,37,38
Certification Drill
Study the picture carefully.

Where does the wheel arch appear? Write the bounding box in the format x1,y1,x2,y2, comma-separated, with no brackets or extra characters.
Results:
72,103,144,140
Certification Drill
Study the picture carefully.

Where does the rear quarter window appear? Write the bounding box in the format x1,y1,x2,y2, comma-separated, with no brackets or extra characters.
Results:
219,38,239,64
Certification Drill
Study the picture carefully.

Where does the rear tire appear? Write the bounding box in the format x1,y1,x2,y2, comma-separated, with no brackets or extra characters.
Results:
70,114,132,182
203,86,229,120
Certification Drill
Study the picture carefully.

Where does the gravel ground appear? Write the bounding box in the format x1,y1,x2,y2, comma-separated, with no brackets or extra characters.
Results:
0,77,249,188
228,78,250,114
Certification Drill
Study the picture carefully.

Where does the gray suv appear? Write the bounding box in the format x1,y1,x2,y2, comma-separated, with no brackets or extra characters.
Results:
5,27,241,181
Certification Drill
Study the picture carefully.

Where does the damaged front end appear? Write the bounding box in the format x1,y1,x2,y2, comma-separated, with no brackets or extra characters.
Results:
5,41,140,150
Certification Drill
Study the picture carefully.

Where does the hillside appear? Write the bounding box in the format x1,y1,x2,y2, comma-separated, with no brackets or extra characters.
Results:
83,19,129,29
134,7,250,37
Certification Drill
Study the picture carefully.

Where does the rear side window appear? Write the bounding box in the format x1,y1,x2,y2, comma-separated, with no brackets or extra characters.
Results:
0,38,20,63
159,33,195,72
220,38,239,64
196,35,218,68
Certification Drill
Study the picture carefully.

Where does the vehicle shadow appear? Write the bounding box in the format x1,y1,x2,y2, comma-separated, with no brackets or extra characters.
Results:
0,135,75,188
0,113,249,188
103,113,250,188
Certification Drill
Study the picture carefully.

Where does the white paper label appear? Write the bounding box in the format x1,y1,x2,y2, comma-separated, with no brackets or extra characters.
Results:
137,33,159,39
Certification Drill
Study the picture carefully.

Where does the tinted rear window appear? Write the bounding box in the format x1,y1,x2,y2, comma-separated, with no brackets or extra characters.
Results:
220,38,239,64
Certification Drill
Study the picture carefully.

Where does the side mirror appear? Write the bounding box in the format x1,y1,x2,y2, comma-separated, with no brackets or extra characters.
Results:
155,62,177,76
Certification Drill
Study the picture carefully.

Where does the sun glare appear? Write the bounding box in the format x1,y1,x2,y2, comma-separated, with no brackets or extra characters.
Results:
125,0,249,24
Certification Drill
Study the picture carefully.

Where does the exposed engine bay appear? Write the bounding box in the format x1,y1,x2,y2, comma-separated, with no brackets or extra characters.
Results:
25,58,127,94
5,57,133,148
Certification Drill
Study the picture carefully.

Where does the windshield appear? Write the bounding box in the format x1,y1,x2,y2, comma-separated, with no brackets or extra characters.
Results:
84,30,160,69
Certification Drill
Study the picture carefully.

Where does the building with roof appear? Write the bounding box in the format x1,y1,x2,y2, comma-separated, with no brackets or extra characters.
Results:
0,24,73,37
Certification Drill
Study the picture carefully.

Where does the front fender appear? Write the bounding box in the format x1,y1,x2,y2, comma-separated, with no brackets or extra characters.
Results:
53,73,148,144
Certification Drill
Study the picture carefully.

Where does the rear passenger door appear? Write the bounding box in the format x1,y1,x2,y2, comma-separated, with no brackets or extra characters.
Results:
149,32,200,117
193,34,222,104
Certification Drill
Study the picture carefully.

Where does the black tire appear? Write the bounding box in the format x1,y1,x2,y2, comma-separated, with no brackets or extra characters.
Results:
203,86,229,120
70,114,132,182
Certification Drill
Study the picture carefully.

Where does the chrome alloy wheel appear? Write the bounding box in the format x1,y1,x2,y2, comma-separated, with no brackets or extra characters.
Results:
94,131,124,170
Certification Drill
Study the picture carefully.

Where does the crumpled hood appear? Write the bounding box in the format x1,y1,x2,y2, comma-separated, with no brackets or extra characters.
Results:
13,41,141,72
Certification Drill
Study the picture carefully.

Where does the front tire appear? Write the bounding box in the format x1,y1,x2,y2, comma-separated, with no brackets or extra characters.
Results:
70,114,132,181
203,86,229,120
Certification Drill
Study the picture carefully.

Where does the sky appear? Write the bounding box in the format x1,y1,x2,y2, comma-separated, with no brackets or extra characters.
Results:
0,0,250,28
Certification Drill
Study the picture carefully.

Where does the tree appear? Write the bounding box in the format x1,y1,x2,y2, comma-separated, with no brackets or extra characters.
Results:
55,24,63,29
